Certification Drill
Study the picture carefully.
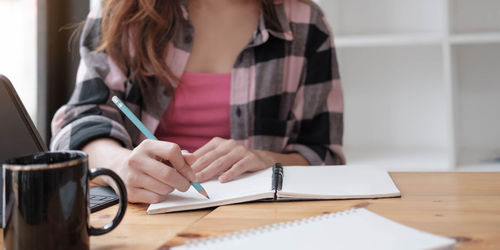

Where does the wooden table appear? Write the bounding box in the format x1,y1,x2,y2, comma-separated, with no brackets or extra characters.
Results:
2,173,500,249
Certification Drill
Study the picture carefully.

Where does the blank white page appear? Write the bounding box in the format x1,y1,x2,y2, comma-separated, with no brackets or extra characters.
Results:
148,169,273,214
279,165,400,199
174,208,455,250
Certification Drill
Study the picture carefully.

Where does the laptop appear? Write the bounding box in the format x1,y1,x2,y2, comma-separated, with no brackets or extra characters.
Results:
0,75,119,226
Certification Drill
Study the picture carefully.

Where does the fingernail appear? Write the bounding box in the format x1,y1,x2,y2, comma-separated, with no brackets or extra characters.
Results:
219,175,227,183
181,150,192,155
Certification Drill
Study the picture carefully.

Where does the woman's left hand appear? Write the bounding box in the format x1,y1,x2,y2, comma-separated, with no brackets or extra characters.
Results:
191,137,275,183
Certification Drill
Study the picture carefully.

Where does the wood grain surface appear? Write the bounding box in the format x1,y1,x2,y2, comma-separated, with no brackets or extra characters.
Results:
165,173,500,250
0,173,498,250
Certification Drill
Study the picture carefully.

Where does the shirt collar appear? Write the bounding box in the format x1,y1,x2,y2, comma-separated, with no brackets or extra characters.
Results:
248,2,294,48
264,1,294,42
179,0,190,21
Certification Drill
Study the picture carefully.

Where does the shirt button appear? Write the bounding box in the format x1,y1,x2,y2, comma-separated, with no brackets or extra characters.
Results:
184,35,193,44
236,107,242,117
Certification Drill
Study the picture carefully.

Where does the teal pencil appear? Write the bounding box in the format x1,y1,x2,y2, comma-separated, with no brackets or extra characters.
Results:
112,96,210,199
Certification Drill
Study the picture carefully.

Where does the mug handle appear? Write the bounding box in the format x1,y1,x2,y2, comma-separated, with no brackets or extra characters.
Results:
88,168,128,236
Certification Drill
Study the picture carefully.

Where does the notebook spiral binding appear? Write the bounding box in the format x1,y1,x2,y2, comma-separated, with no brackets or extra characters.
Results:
182,208,359,248
271,163,283,200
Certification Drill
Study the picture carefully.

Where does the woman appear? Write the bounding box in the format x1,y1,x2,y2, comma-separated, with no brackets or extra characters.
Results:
51,0,345,204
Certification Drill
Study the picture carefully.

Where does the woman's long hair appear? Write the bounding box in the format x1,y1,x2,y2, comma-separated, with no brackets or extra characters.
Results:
98,0,280,95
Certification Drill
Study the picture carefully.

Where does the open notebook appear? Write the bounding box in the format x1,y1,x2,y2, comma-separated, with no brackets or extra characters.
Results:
148,165,401,214
173,208,455,250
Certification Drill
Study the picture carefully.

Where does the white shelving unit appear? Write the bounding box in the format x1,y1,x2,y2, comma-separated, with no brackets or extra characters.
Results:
315,0,500,171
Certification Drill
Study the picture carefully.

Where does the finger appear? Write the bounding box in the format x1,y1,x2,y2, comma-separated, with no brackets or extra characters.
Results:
127,172,174,196
139,157,191,192
193,137,222,157
128,187,169,204
196,149,243,182
191,146,228,173
141,139,196,181
182,151,197,166
218,156,253,183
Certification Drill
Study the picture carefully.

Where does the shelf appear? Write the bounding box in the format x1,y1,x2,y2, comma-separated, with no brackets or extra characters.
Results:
457,161,500,172
453,43,500,166
457,149,500,168
344,147,451,171
334,34,443,48
315,0,500,171
317,0,445,36
339,46,448,152
450,0,500,34
450,33,500,45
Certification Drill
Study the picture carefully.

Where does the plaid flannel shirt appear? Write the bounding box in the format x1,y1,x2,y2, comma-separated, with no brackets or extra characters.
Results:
51,0,345,165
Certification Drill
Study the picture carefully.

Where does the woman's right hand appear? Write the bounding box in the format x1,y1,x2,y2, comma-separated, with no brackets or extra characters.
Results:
116,139,198,204
85,138,197,204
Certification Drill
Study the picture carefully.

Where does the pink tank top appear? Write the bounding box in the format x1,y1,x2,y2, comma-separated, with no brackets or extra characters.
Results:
155,72,231,153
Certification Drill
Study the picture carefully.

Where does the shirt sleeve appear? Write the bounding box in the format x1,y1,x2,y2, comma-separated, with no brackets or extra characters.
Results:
284,5,345,165
50,4,133,151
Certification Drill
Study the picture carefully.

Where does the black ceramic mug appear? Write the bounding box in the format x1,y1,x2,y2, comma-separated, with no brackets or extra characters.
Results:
3,151,127,250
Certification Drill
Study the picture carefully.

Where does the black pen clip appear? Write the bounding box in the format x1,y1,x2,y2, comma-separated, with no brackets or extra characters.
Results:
272,163,283,200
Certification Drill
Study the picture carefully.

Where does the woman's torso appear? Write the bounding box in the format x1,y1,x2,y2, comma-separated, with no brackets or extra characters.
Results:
155,72,231,153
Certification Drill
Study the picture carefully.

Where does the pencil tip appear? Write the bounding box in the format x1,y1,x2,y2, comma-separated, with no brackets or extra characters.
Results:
199,189,210,199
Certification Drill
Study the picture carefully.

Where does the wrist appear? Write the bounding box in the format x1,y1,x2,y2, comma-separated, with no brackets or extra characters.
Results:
83,138,131,186
252,150,309,166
